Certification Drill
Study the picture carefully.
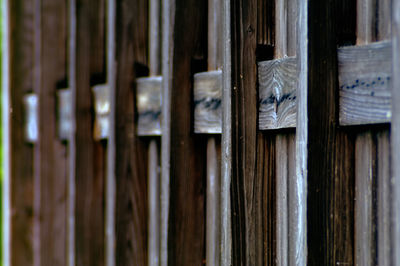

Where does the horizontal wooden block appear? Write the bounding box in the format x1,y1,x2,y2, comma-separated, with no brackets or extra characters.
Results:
136,76,162,136
23,93,39,143
57,89,72,141
193,70,222,134
258,56,297,130
338,41,392,125
92,84,110,140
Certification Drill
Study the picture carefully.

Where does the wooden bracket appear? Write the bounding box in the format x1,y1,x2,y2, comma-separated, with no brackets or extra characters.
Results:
23,93,39,143
338,40,392,125
92,84,110,140
57,89,73,141
258,56,297,130
136,76,162,136
193,70,222,134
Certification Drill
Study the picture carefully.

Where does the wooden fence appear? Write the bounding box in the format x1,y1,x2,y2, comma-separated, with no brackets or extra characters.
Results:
2,0,400,265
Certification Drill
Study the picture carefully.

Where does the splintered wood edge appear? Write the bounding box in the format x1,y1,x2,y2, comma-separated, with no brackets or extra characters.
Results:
194,70,222,134
338,40,392,125
258,56,297,130
136,76,162,136
257,41,393,129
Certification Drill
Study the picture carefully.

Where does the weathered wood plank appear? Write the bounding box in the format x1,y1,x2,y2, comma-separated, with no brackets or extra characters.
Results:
258,57,297,130
295,0,307,262
136,77,162,136
9,0,35,264
162,0,208,264
115,0,148,264
276,134,288,266
231,0,272,264
193,70,222,134
305,0,356,264
220,0,232,263
75,0,106,264
355,132,377,266
377,131,390,266
38,0,69,264
2,0,11,264
391,0,400,264
338,41,392,125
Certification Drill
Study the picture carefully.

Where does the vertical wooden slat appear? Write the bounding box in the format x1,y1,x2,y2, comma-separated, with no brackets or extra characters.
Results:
305,0,355,264
67,0,77,265
276,134,288,266
391,0,400,264
377,131,390,266
355,133,376,266
206,0,222,264
162,0,207,265
75,0,106,264
221,0,232,263
160,0,172,263
296,0,307,263
105,0,117,264
355,3,376,263
115,0,148,264
376,2,392,265
231,0,264,264
2,0,11,264
38,0,69,265
149,0,160,265
9,0,35,265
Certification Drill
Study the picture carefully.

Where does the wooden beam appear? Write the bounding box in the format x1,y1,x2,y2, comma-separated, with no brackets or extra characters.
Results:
338,41,392,125
258,56,297,130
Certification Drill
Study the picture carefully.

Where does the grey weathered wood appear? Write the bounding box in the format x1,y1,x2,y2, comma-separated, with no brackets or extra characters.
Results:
148,140,160,266
2,0,10,264
377,131,390,266
296,0,308,264
220,0,232,264
160,0,174,264
67,0,77,264
338,41,392,125
276,135,288,266
23,94,39,143
357,0,376,43
258,57,297,130
105,0,117,264
57,89,73,141
194,70,222,134
149,0,161,76
136,77,162,136
355,133,376,266
92,84,111,140
391,0,400,264
378,0,392,40
206,137,220,266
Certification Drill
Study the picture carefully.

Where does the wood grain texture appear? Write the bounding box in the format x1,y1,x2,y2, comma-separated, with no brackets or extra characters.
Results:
37,0,69,265
220,0,232,263
194,70,222,134
136,76,162,136
75,0,106,264
338,41,392,125
305,0,355,264
163,0,208,264
258,57,297,130
231,0,272,264
115,0,148,264
9,0,35,264
377,131,390,266
392,0,400,263
256,0,274,46
355,133,377,266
